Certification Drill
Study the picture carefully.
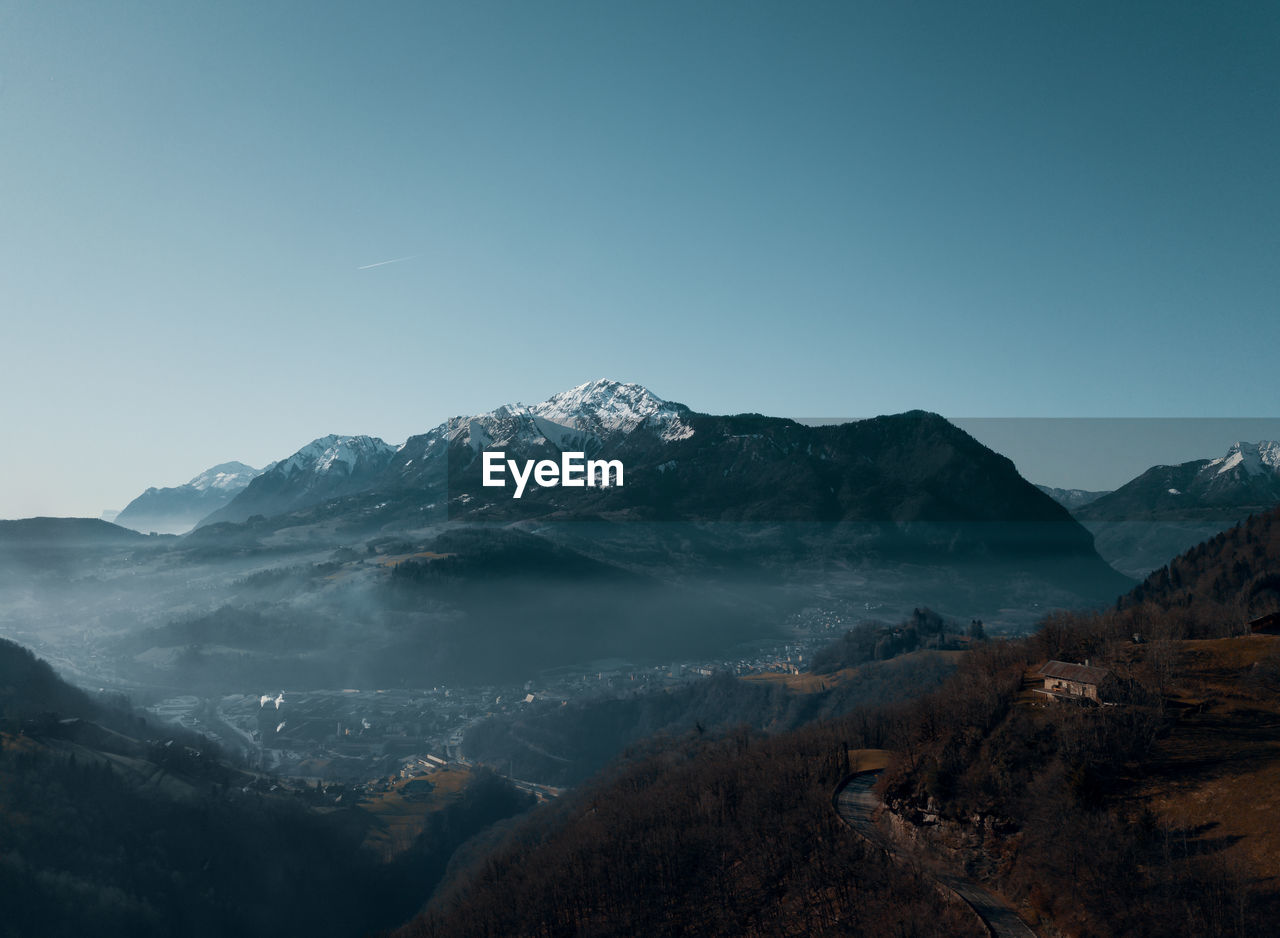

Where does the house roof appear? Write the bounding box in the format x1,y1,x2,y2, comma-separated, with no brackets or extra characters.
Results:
1039,660,1110,685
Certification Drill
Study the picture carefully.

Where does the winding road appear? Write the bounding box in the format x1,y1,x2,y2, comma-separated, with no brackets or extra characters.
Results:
835,772,1038,938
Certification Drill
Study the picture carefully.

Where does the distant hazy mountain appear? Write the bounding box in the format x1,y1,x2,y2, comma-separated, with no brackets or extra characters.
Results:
1035,485,1111,511
198,436,397,527
0,518,155,591
1075,441,1280,578
116,461,264,534
0,516,148,547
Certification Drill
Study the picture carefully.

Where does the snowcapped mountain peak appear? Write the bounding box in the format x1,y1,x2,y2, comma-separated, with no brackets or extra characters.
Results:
278,435,398,477
406,380,696,464
117,460,266,534
197,435,400,527
187,461,261,492
524,379,693,441
1207,440,1280,478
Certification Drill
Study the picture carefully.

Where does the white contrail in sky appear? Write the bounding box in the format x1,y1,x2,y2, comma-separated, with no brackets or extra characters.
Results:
357,255,415,270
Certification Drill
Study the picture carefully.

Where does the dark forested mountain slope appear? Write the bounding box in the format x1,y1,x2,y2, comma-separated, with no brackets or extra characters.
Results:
1117,504,1280,629
0,637,98,721
0,638,532,938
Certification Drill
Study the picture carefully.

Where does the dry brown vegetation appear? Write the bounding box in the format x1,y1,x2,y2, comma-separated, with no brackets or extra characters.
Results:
1132,634,1280,890
846,747,892,772
361,764,473,858
873,507,1280,937
871,631,1272,937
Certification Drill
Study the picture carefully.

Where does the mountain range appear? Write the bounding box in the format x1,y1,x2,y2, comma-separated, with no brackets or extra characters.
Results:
7,386,1276,938
107,384,1280,591
174,380,1089,532
170,380,1110,554
1073,440,1280,577
94,381,1132,603
1079,440,1280,519
94,380,1280,614
197,436,398,527
5,379,1143,693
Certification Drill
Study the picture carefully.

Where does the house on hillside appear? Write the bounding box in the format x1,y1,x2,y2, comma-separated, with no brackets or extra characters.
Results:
1249,612,1280,635
1035,660,1113,703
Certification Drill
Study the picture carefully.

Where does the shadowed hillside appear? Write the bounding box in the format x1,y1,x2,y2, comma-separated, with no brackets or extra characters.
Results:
0,638,533,938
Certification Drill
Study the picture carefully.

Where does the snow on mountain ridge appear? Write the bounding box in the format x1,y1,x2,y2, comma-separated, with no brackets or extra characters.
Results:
1205,441,1280,478
187,461,262,492
419,380,694,456
523,379,693,441
278,434,398,477
443,409,595,454
117,460,267,534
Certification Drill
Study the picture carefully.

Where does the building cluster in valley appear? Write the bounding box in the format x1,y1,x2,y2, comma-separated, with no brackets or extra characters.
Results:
139,606,877,795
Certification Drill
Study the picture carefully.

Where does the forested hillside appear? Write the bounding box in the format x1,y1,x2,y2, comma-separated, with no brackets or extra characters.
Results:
874,508,1280,936
1118,506,1280,632
400,725,984,938
0,638,531,938
402,509,1280,937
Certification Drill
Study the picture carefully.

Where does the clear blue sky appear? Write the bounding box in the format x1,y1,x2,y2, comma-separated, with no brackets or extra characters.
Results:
3,2,1278,517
